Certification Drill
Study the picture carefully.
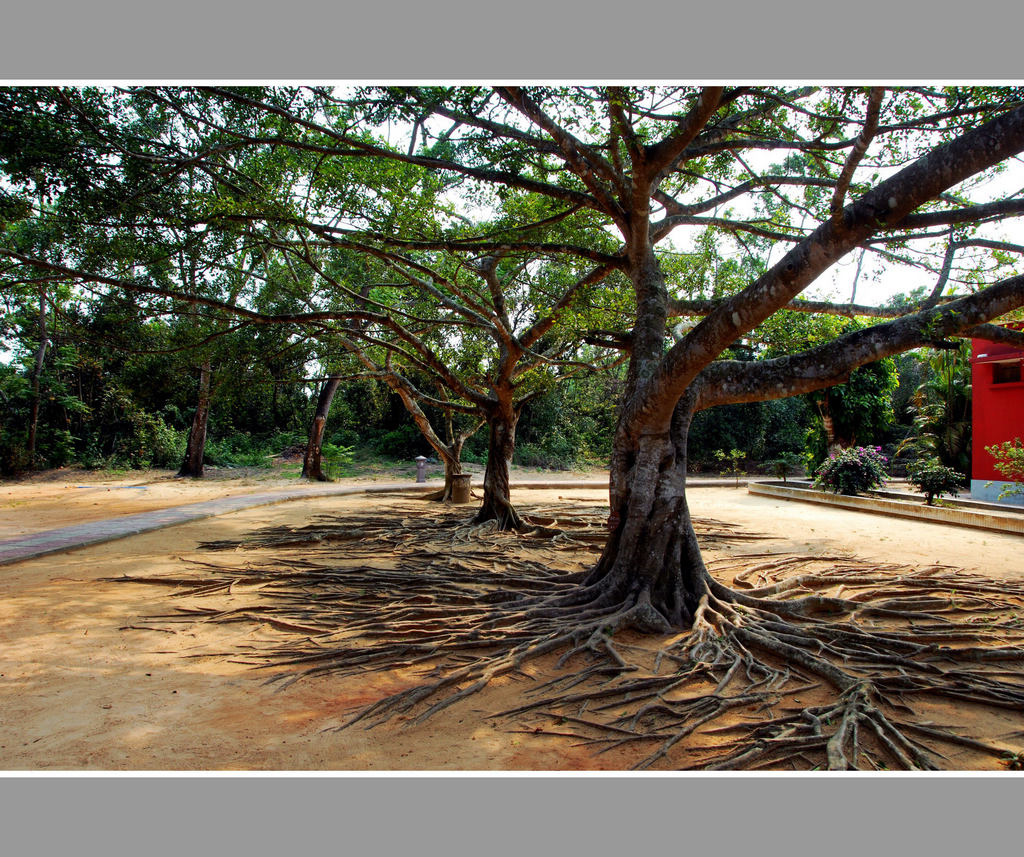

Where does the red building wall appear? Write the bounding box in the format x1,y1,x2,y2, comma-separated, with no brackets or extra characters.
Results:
971,321,1024,482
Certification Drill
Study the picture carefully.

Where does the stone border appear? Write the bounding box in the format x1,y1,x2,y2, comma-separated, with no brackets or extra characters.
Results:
970,479,1024,507
749,481,1024,536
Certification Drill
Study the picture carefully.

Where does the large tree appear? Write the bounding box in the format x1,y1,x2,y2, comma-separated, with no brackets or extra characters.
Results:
197,86,1024,768
9,84,1024,592
178,85,1024,620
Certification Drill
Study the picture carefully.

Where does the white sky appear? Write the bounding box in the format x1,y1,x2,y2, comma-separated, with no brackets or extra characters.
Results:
403,92,1024,311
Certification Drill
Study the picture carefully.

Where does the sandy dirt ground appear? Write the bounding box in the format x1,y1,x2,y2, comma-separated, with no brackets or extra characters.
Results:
0,462,605,539
1,473,1023,772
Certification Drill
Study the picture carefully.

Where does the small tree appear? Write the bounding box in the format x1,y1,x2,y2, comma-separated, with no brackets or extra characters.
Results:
805,353,898,466
714,448,746,487
987,438,1024,498
906,458,962,505
814,446,888,496
767,451,804,483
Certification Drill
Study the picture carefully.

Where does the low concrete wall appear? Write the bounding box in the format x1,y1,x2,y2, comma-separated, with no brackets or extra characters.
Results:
749,481,1024,536
970,479,1024,507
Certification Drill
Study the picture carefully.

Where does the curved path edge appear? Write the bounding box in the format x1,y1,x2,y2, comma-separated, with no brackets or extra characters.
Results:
0,477,764,567
0,480,600,566
0,482,441,566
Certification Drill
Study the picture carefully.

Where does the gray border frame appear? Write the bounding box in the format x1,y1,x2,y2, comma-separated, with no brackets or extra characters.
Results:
3,2,1022,850
3,1,1024,79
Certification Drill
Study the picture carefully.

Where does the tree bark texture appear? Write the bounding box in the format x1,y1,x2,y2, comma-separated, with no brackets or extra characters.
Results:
433,438,466,502
178,359,212,478
570,244,710,628
471,407,523,530
584,388,707,631
302,376,342,480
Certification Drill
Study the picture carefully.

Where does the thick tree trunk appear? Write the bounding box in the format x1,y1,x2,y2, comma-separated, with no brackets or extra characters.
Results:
578,239,709,630
424,438,466,502
583,390,707,631
302,376,341,481
471,407,523,530
178,359,212,478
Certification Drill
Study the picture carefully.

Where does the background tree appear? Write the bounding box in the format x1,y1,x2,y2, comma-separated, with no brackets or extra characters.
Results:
283,238,624,516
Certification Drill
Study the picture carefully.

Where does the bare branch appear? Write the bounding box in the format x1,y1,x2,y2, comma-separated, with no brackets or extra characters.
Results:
650,104,1024,416
921,233,958,310
494,87,626,219
668,296,923,321
963,322,1024,348
645,87,727,189
696,274,1024,410
830,88,886,227
200,86,604,212
890,197,1024,230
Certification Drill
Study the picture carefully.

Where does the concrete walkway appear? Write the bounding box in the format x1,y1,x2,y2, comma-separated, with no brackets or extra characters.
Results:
0,476,764,567
0,481,433,566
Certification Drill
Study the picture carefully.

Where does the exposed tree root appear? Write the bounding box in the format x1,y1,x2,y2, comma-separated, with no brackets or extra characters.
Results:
110,499,1024,771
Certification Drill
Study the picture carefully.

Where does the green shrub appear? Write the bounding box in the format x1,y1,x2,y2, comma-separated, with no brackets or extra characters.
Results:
515,441,571,470
88,413,185,470
767,452,804,482
373,424,428,459
203,435,271,467
327,427,361,448
813,446,888,496
906,458,962,505
515,431,581,470
268,429,306,452
460,445,486,465
987,438,1024,498
320,442,354,479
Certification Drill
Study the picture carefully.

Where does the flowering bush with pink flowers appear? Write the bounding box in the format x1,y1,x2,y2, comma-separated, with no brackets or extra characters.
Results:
813,446,888,496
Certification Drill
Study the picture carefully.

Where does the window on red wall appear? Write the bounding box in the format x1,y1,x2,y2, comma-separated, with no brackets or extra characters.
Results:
993,362,1022,384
